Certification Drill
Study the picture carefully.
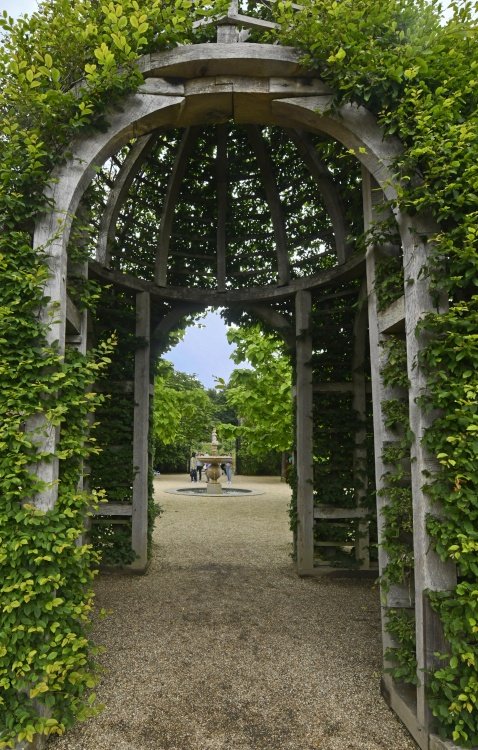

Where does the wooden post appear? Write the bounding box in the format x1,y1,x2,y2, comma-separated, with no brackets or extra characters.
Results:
399,210,457,738
352,281,370,568
363,169,414,655
216,124,228,291
131,291,150,572
295,290,314,575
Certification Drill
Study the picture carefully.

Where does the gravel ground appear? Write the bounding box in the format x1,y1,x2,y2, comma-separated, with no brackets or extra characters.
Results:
49,474,418,750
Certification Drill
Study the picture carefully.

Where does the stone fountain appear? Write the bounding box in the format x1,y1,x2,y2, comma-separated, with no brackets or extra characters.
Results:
200,428,232,495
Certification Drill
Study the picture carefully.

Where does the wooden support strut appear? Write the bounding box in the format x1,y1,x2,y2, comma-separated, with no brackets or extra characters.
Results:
400,208,457,740
295,290,314,575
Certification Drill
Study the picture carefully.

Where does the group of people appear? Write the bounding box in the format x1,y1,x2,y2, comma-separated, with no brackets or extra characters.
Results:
189,452,233,484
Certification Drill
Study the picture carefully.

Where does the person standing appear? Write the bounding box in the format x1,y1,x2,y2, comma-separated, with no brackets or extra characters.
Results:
190,452,198,482
225,460,233,485
197,455,203,481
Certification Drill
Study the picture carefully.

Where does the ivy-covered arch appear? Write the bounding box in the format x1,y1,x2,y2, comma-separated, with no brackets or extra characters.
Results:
2,2,478,750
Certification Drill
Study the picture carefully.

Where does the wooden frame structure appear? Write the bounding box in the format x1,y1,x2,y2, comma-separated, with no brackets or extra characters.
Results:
30,21,461,750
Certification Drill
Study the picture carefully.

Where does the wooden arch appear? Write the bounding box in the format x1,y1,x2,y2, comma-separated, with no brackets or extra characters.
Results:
33,42,456,750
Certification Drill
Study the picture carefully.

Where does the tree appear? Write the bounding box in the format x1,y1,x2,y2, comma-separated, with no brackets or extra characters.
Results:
153,360,216,471
218,326,293,461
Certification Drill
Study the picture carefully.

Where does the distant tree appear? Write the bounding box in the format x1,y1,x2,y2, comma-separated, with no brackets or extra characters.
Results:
153,360,215,471
218,326,293,460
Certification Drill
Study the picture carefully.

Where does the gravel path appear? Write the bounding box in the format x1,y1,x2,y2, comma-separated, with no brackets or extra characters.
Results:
49,475,417,750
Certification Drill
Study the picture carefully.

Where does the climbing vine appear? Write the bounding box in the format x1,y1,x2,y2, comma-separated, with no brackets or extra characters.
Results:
277,0,478,743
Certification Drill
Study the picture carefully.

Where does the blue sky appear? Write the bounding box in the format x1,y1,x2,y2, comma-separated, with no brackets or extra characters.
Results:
166,310,238,389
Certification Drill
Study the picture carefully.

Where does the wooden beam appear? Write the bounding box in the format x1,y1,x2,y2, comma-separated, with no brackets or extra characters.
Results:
286,128,352,263
89,252,365,305
93,503,133,517
295,290,314,575
97,134,158,266
378,295,405,334
131,292,150,572
155,127,199,286
245,125,290,286
216,125,228,291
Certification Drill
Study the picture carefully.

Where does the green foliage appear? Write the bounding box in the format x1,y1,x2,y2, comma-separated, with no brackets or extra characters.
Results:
218,325,293,458
385,609,418,685
153,360,218,472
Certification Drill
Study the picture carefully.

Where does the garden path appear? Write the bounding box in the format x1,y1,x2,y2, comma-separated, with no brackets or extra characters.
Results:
49,474,417,750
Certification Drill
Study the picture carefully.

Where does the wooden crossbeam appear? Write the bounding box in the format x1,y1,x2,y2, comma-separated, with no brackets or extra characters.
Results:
89,252,364,305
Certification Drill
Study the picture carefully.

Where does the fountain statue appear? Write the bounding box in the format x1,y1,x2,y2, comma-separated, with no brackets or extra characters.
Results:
200,428,232,495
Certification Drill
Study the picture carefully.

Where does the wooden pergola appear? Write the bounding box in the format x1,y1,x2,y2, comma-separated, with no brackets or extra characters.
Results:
30,7,459,749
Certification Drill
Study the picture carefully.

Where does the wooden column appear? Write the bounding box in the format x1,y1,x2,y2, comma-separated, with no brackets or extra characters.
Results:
295,290,314,575
363,168,416,672
399,211,457,739
131,291,151,572
352,281,370,568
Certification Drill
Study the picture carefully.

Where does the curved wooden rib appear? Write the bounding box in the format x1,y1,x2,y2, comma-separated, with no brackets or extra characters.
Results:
216,125,228,291
155,127,199,286
96,134,158,266
244,125,290,286
247,304,294,350
286,128,352,263
150,303,204,361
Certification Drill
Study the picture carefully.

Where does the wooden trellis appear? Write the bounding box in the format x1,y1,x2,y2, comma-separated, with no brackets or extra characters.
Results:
29,9,461,749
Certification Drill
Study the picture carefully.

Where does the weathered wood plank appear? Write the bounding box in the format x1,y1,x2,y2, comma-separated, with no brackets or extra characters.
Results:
399,205,457,735
378,295,405,334
140,44,311,80
313,506,369,519
93,503,133,517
